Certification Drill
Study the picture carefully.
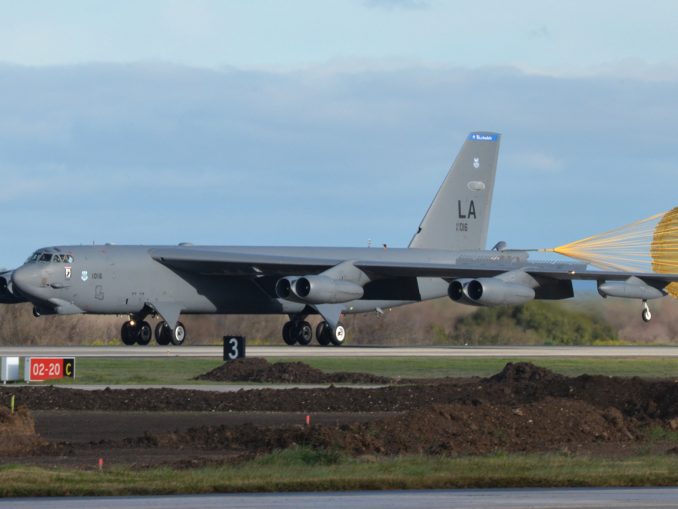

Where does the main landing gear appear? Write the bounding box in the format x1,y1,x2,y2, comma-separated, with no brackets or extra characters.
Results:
282,316,346,347
120,318,186,346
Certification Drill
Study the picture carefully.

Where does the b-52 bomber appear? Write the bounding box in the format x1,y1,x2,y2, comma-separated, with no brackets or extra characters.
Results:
1,132,676,346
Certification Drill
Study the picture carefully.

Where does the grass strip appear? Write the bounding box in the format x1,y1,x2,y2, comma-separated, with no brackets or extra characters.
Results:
40,356,678,386
3,449,678,497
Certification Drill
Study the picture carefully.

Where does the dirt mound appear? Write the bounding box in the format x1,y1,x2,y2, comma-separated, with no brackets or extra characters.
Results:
195,358,390,385
6,362,678,467
5,362,678,421
0,405,45,455
127,397,638,456
340,398,637,455
490,362,563,384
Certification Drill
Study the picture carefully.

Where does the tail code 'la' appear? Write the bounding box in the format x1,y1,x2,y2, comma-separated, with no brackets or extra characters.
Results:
409,132,501,251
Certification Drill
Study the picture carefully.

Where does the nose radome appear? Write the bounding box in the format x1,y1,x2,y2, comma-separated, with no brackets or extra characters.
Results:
11,265,40,297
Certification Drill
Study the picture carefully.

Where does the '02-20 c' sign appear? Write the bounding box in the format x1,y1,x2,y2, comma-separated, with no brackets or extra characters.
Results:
24,358,76,382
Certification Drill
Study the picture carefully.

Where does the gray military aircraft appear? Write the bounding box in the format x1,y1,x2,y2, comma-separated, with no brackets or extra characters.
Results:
1,132,676,346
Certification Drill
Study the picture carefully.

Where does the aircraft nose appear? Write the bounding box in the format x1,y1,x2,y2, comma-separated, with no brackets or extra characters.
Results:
11,265,42,299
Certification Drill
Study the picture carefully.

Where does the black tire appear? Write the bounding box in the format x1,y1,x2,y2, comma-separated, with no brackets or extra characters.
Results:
296,321,313,345
316,321,331,346
330,323,347,346
121,322,137,346
155,321,171,346
171,322,186,346
282,322,296,345
137,321,152,345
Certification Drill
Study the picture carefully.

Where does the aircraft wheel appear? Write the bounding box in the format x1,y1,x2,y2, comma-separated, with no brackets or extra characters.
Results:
137,321,152,345
121,321,137,346
171,322,186,346
154,321,168,345
155,321,172,345
316,321,331,346
282,321,296,345
296,321,313,345
642,308,652,322
330,323,346,346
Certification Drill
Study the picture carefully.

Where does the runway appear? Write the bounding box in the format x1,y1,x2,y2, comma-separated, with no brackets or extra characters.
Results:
1,345,678,358
4,488,678,509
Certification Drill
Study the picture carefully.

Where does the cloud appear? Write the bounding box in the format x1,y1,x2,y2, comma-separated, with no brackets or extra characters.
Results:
0,62,677,266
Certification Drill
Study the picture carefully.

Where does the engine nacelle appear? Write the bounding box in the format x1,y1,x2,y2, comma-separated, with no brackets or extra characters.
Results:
295,275,364,304
454,277,535,306
0,272,27,304
275,276,299,300
276,275,364,304
598,279,664,300
448,279,475,304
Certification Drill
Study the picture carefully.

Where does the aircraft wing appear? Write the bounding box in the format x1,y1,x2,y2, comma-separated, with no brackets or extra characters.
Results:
151,248,678,287
354,261,678,285
149,248,337,276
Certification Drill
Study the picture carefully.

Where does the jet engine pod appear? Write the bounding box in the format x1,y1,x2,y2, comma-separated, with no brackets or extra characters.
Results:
597,279,665,300
448,279,474,303
465,277,535,306
293,275,364,304
275,277,298,300
0,272,27,304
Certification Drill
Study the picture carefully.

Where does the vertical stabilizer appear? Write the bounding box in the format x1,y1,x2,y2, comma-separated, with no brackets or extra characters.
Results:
409,132,501,251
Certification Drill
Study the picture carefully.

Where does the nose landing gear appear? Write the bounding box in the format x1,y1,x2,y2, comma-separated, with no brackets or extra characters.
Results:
120,320,152,345
642,301,652,323
120,316,186,346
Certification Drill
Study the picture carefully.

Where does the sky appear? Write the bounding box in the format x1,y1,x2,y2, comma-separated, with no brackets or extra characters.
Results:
1,1,677,267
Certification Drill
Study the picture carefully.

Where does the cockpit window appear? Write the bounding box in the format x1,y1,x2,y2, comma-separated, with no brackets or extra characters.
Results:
27,251,73,264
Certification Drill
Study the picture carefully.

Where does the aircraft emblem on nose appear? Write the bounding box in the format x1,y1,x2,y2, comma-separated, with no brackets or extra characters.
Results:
81,270,88,282
473,157,480,169
65,266,72,280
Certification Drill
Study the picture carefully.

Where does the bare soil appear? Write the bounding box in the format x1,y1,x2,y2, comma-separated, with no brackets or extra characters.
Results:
195,357,390,384
2,362,678,468
0,405,45,455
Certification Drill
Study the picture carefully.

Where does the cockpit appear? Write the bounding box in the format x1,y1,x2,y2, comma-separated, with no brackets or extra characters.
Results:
27,251,74,264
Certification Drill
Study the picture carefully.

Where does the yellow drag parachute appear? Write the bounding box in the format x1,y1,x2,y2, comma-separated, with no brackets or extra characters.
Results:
543,207,678,298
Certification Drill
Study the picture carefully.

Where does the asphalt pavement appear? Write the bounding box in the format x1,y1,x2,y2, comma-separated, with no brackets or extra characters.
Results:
2,345,678,358
4,488,678,509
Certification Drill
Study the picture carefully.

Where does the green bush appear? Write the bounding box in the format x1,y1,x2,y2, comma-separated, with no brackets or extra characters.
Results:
449,301,617,345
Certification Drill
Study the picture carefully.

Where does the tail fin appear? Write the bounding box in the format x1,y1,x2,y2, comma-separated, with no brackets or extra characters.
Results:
409,132,501,251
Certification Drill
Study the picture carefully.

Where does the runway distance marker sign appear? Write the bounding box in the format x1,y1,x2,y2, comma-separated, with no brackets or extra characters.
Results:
24,357,75,382
223,336,246,361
